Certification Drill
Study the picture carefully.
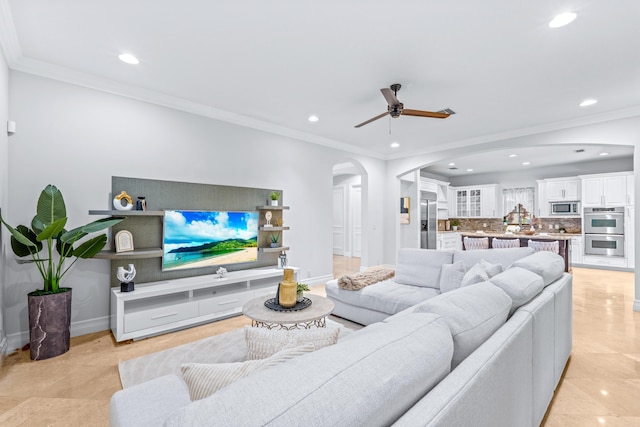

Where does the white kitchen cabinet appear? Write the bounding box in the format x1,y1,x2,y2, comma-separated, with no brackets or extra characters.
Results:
570,236,583,265
546,179,580,201
627,206,634,269
627,174,635,206
438,232,462,250
582,174,627,207
536,180,548,217
450,184,500,218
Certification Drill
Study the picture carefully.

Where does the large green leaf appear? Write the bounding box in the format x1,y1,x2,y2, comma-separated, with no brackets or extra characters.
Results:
61,217,123,244
56,228,74,258
0,215,38,248
36,217,67,242
73,234,108,258
35,184,66,226
31,216,45,235
11,225,42,257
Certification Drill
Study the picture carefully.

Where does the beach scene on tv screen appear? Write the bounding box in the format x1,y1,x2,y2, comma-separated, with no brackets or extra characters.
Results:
163,210,258,271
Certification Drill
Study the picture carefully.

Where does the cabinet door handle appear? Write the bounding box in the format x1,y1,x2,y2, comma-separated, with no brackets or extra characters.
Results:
151,312,178,320
218,299,240,306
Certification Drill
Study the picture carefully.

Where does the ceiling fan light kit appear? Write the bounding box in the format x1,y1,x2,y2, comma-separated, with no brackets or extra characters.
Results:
355,83,455,128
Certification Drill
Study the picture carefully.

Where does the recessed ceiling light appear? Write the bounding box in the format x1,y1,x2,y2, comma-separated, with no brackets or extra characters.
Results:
522,162,531,166
580,99,598,107
549,12,577,28
448,162,455,166
508,154,517,158
466,168,473,172
390,142,400,148
600,152,609,156
118,53,139,65
307,115,319,122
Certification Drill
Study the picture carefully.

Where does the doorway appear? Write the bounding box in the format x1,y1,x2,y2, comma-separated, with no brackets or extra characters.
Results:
333,161,365,278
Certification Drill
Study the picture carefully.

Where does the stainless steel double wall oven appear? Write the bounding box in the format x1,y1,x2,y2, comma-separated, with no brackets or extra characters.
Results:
584,207,625,257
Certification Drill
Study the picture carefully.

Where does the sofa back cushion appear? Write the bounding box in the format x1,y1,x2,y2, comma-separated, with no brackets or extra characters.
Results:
413,282,512,368
395,248,454,288
488,267,544,315
510,251,565,286
454,247,534,270
164,313,454,427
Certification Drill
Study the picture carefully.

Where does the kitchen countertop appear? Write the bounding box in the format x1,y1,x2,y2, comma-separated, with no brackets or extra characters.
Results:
440,231,579,240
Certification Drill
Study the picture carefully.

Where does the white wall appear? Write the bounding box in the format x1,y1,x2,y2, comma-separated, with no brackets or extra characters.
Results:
0,45,9,358
4,71,385,349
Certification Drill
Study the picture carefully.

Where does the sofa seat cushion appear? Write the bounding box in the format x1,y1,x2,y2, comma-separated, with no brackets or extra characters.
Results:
164,313,454,427
326,278,440,315
489,267,544,315
454,247,534,270
412,282,512,368
510,251,565,286
395,248,454,288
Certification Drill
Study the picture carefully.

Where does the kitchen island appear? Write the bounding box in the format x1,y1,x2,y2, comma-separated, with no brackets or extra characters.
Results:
459,231,574,272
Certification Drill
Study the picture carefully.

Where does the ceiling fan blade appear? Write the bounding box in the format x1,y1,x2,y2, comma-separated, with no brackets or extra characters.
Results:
354,111,389,128
380,88,400,107
402,109,451,119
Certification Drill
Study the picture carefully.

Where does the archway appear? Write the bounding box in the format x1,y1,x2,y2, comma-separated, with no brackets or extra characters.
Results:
332,159,368,278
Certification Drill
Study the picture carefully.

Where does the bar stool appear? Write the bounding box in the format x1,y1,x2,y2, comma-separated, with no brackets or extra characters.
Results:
492,238,520,249
527,240,559,254
463,236,489,250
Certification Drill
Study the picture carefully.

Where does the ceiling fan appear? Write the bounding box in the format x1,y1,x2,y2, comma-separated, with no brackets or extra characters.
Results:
355,83,455,128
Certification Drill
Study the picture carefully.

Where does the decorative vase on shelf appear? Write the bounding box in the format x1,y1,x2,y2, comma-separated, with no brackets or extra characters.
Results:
278,268,297,308
271,200,278,206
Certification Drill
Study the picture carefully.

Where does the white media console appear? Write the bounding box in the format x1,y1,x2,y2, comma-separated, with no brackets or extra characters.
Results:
110,267,297,341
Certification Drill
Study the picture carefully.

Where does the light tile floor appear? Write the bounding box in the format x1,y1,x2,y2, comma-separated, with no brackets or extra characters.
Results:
0,260,637,426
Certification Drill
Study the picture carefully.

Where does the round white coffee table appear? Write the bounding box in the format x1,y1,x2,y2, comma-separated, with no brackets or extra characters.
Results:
242,293,335,330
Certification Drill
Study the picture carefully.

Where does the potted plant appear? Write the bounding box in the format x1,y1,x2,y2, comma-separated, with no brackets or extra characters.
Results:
0,185,123,360
269,232,280,248
270,191,280,206
296,282,310,302
450,219,461,231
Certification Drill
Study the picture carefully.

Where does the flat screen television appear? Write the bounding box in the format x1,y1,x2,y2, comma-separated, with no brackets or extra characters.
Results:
163,210,259,271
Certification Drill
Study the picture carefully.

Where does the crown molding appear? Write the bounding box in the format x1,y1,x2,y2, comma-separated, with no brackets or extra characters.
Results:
386,106,640,161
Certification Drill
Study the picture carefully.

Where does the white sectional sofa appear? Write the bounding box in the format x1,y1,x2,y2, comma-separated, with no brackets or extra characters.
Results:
110,247,572,427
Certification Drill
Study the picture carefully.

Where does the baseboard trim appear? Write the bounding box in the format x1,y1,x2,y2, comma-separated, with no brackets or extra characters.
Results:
4,315,110,354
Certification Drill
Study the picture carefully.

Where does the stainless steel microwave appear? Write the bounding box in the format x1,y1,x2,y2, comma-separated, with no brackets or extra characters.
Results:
549,201,579,215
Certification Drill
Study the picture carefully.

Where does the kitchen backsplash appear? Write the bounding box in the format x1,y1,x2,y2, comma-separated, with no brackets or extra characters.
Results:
439,218,582,234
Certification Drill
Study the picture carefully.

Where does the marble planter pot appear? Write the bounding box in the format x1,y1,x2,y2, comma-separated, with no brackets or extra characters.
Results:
27,288,72,360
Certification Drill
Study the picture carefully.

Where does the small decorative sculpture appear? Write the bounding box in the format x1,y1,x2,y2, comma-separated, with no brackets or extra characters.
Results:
216,267,227,278
113,191,134,211
117,264,136,292
278,251,287,269
264,211,273,228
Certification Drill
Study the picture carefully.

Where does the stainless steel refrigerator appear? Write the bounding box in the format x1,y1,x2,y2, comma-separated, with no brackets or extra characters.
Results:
420,192,437,249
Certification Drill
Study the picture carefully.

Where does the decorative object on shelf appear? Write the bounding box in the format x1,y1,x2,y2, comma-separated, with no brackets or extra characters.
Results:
115,230,134,253
264,211,273,227
216,267,227,278
273,218,283,227
0,184,123,360
117,264,136,292
277,268,297,308
400,197,410,224
450,219,461,231
270,191,280,206
296,282,310,302
269,232,281,248
136,197,147,211
278,250,287,269
113,191,134,211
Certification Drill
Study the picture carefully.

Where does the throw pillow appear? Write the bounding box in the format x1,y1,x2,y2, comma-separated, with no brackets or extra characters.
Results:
461,259,503,287
439,261,466,293
245,326,340,360
181,343,315,400
488,267,544,315
510,251,565,286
